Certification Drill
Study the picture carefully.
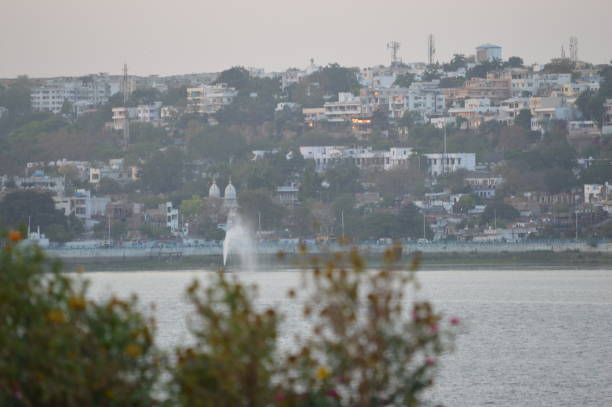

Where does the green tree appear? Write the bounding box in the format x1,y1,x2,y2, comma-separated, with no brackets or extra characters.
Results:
215,66,251,90
444,54,468,71
453,195,477,214
543,59,575,74
187,125,248,162
481,202,519,225
393,73,415,88
238,189,286,230
0,190,70,238
505,56,524,68
514,109,532,130
139,147,185,194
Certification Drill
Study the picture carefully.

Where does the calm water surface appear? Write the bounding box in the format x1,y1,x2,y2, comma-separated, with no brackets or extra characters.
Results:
87,269,612,407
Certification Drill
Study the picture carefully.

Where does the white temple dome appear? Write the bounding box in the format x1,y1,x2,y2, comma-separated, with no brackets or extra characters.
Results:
209,179,221,198
224,180,237,201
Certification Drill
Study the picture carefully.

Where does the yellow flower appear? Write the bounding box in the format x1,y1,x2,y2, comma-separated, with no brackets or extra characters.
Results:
47,309,65,324
315,366,330,380
124,343,142,358
68,296,86,311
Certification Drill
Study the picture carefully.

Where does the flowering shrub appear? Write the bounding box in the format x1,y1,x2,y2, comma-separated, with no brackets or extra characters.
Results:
173,273,281,407
0,230,162,406
1,230,458,406
176,244,458,407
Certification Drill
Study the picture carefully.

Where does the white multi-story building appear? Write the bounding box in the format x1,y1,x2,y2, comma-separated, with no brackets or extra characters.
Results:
324,93,364,122
53,189,110,226
511,72,572,97
13,171,65,194
186,84,237,114
407,81,445,117
31,75,112,114
136,101,162,124
164,202,180,234
299,146,414,173
424,153,476,177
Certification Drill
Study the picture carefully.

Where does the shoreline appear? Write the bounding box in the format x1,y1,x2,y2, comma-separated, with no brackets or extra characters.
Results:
61,251,612,272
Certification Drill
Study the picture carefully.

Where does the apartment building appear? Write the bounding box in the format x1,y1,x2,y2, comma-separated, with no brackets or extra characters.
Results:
31,75,112,114
323,93,364,122
424,153,476,177
186,84,238,114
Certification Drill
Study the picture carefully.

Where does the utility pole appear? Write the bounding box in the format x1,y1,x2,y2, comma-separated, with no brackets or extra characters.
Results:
442,122,447,175
423,215,426,239
258,212,262,232
122,63,130,151
575,210,579,240
494,209,497,233
341,210,345,240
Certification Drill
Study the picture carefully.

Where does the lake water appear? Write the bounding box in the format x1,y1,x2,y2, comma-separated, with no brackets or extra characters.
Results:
87,268,612,407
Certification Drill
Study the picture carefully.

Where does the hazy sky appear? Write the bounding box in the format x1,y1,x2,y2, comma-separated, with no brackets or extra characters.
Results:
1,0,611,78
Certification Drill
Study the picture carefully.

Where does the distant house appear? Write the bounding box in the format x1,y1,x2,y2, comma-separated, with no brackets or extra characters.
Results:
276,183,300,206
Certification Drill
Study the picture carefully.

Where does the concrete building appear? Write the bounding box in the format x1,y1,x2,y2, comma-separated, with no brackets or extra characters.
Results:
324,93,364,122
465,173,504,199
568,121,600,137
136,101,162,124
89,159,139,185
0,106,7,119
463,73,512,102
424,153,476,177
584,184,608,204
53,189,110,229
299,146,414,173
186,84,237,114
603,99,612,135
276,183,300,206
14,171,65,194
476,44,502,63
31,75,112,114
407,81,445,117
111,107,138,131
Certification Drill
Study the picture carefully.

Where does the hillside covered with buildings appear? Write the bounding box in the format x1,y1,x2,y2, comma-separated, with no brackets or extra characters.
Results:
1,41,611,245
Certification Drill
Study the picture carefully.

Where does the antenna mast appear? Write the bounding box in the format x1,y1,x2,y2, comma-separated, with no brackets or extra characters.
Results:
122,63,130,150
569,36,578,62
428,34,436,65
387,41,401,65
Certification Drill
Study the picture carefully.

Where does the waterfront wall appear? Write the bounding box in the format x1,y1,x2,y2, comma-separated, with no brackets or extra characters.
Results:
47,240,612,261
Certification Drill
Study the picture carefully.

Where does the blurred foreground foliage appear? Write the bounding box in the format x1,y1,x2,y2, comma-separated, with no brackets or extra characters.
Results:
1,231,459,406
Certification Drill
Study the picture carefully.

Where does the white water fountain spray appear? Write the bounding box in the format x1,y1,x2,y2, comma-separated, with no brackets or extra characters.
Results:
222,208,257,272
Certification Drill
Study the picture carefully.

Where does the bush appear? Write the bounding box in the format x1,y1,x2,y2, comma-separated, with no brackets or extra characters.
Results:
174,245,458,406
0,230,162,406
2,231,459,406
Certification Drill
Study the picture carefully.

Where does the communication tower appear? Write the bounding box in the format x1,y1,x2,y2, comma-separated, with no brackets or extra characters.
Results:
387,41,401,65
569,36,578,62
428,34,436,65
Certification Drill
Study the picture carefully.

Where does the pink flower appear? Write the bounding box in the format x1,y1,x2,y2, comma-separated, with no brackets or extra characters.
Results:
429,323,438,333
450,317,460,326
425,357,436,366
274,392,285,403
326,388,340,399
